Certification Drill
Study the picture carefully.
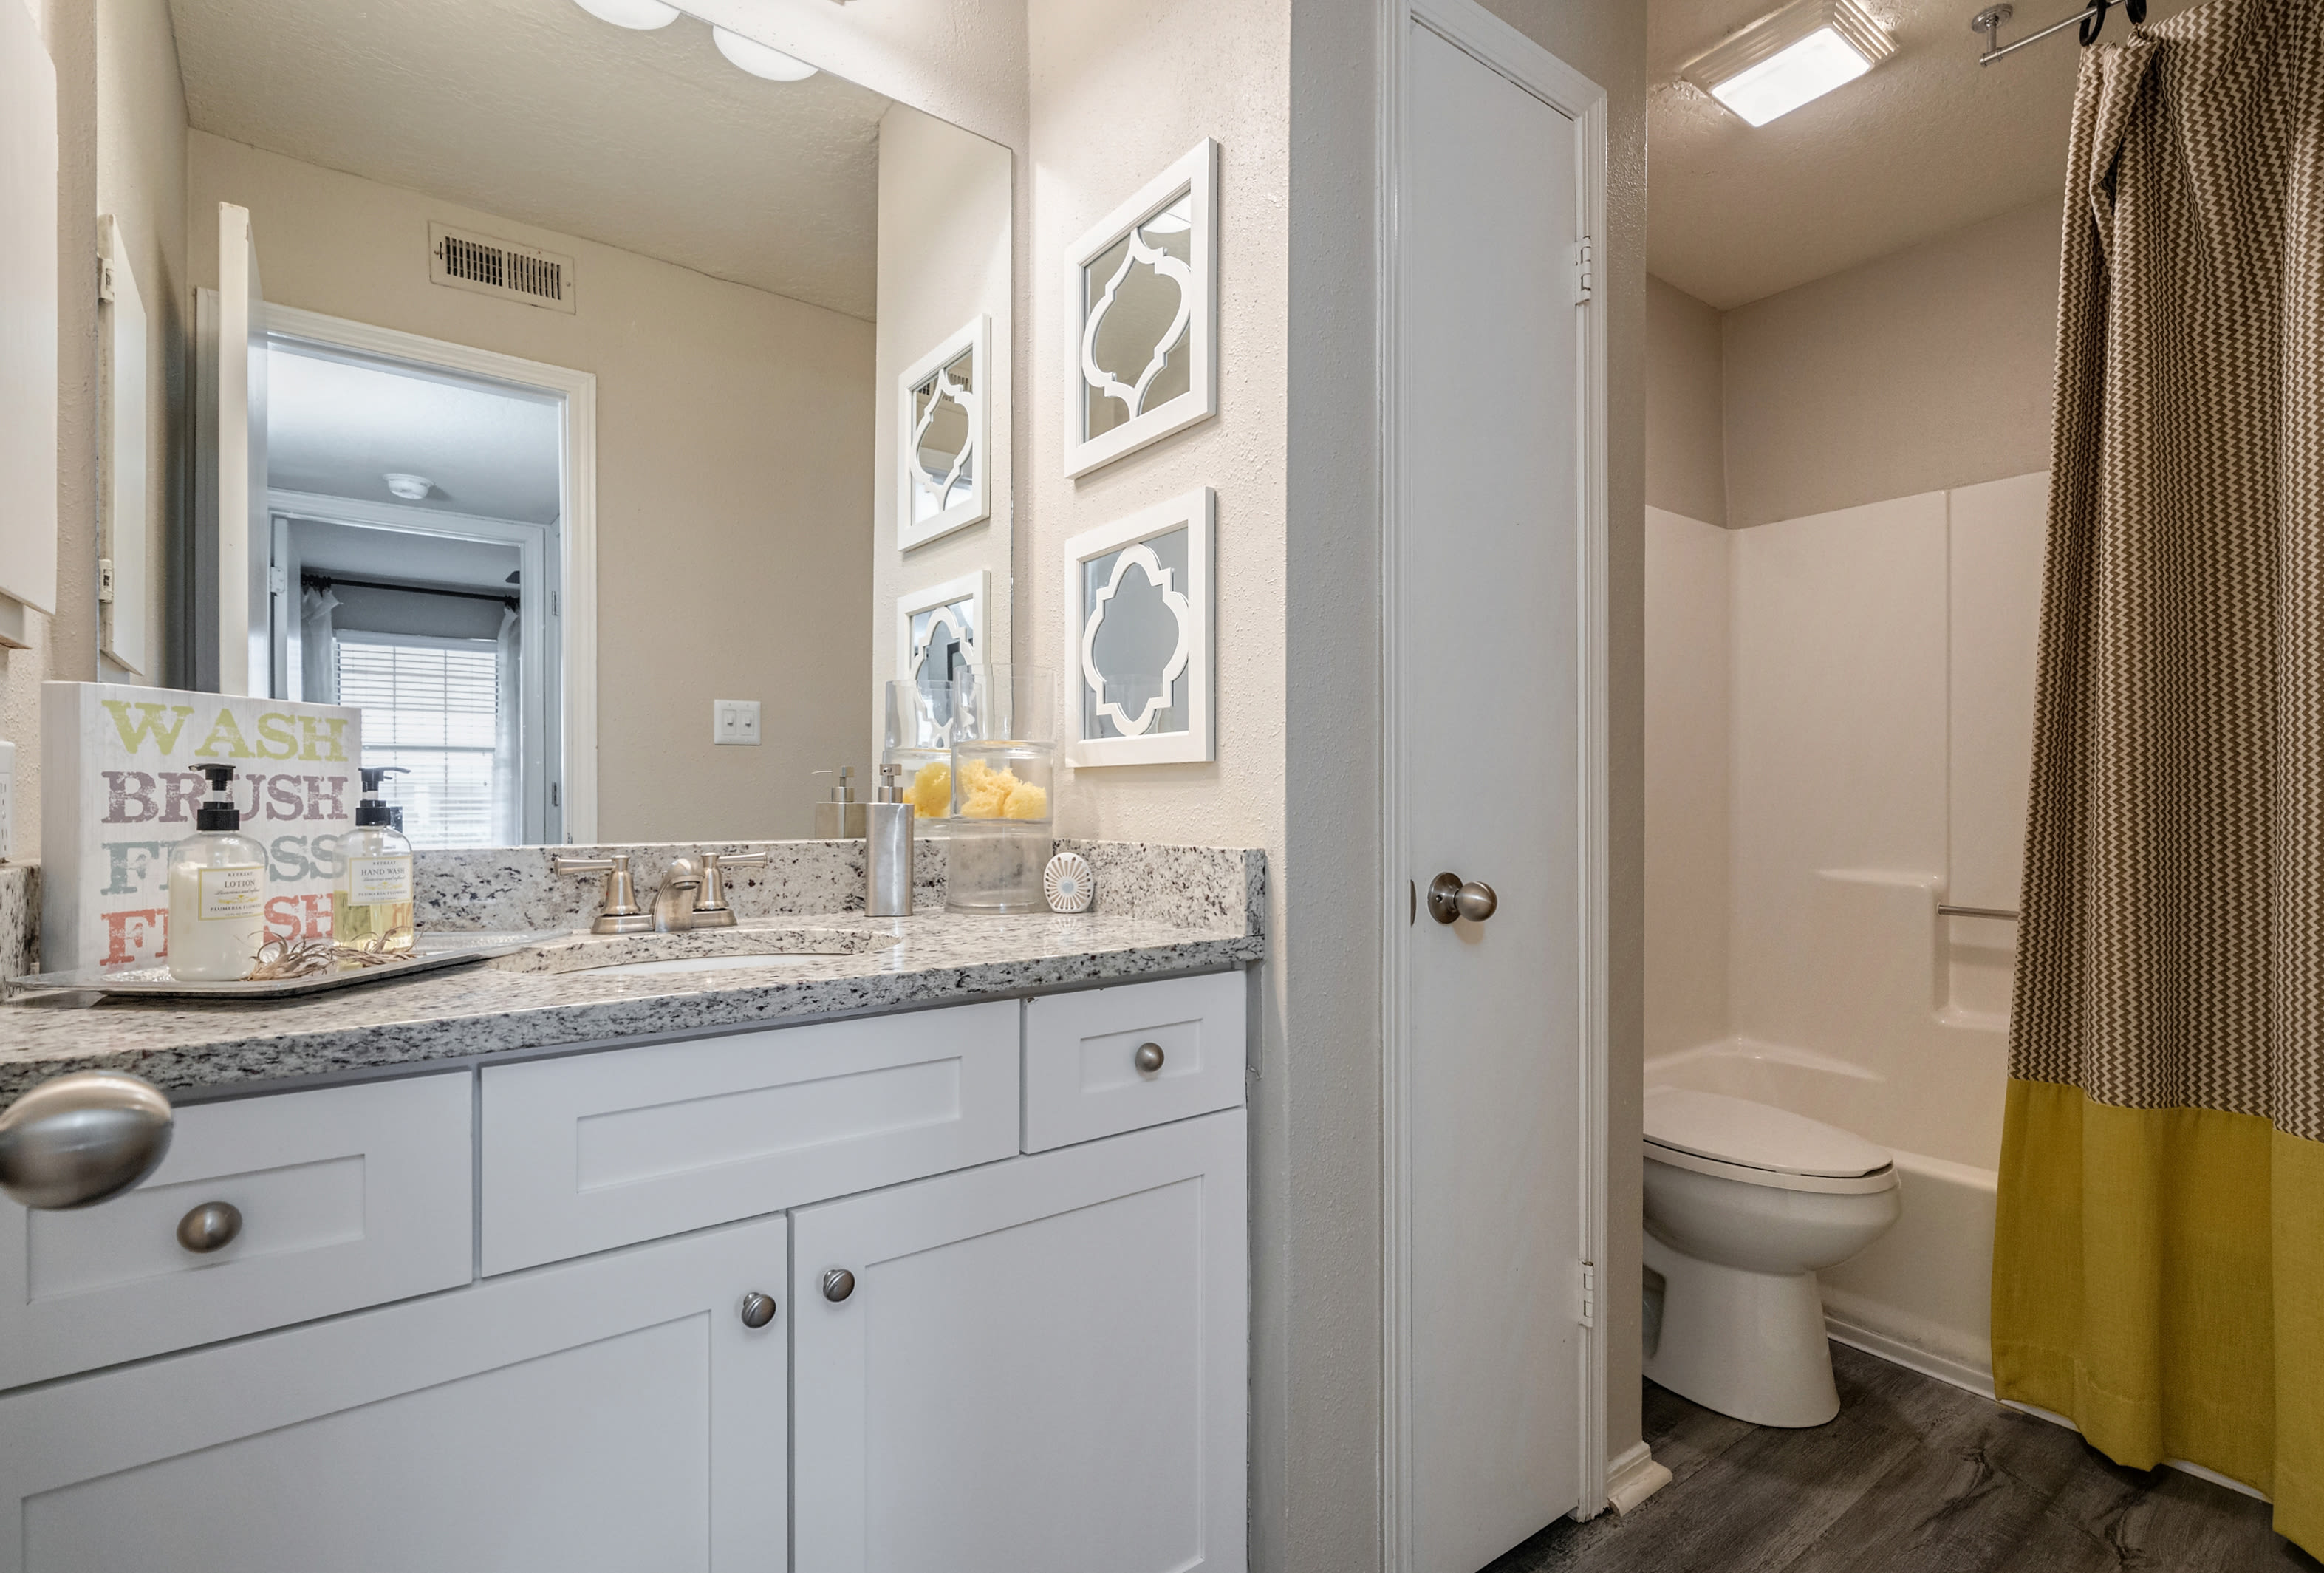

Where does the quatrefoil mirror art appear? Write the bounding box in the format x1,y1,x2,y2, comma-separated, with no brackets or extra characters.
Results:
1063,488,1214,766
1063,140,1218,480
898,315,990,550
895,570,988,739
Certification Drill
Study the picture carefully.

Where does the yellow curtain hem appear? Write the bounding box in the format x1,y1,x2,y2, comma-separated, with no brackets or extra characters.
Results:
1990,1078,2324,1555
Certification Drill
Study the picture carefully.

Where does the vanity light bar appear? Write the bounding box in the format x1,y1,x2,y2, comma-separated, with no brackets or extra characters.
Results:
1681,0,1895,128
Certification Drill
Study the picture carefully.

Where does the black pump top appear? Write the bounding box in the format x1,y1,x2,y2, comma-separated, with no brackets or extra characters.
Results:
356,765,409,828
196,763,242,831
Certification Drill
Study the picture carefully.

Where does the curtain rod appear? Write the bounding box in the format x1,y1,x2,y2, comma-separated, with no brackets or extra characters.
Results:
1970,0,2141,65
301,570,519,610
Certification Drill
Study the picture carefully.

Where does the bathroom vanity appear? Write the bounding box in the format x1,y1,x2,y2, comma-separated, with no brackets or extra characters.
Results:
0,843,1260,1572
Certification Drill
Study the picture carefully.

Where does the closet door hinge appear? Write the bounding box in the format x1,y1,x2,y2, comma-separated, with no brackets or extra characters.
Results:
1578,1260,1598,1327
1572,237,1595,305
97,558,115,604
550,588,561,617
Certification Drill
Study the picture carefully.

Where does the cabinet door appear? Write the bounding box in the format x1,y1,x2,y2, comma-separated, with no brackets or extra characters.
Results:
0,1215,788,1573
793,1109,1245,1573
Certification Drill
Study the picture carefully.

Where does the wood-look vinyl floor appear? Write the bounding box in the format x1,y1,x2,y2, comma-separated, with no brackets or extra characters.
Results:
1489,1342,2321,1573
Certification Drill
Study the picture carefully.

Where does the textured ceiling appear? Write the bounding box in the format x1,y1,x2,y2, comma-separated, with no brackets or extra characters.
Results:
1647,0,2198,308
169,0,892,317
267,347,564,525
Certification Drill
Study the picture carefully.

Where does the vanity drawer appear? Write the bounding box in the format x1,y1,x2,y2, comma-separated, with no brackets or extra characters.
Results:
480,1000,1020,1274
0,1073,476,1391
1022,972,1247,1152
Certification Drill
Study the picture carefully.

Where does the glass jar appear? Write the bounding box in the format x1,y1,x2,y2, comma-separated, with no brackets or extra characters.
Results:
884,678,961,834
946,667,1056,914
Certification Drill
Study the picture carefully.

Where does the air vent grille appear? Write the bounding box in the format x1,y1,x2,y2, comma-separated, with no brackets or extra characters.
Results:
428,223,577,314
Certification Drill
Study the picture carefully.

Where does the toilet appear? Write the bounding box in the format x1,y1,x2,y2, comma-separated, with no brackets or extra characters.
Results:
1641,1087,1902,1427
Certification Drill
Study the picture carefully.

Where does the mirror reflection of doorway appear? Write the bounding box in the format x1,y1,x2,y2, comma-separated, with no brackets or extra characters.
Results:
263,341,564,847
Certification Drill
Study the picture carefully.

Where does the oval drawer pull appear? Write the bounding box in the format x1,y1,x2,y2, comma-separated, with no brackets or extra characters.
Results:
1133,1042,1166,1074
738,1291,777,1328
176,1201,242,1254
822,1268,856,1303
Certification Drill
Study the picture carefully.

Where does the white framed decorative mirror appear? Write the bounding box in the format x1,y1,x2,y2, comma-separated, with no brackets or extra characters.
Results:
896,568,988,689
897,314,989,550
1063,487,1213,766
1062,140,1218,480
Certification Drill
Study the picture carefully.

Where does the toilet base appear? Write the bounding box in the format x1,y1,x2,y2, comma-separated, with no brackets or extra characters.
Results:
1642,1232,1839,1427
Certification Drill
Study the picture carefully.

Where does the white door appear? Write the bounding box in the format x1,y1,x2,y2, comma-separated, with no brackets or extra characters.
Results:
194,200,268,695
791,1110,1246,1573
1396,15,1586,1572
0,1215,788,1573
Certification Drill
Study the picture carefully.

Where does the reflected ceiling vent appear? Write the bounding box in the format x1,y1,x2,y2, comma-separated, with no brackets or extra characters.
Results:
428,222,577,314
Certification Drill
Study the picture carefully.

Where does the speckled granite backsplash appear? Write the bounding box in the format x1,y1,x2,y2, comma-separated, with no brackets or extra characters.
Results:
415,839,1262,935
0,864,36,981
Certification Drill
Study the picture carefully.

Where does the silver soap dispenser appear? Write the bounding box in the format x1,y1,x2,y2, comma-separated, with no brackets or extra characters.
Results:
813,767,868,840
864,763,914,917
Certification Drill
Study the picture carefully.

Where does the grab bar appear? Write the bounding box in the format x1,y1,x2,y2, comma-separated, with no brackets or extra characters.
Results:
1938,904,2019,921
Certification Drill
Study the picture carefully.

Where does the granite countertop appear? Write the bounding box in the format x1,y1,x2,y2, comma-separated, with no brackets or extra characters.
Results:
0,842,1265,1102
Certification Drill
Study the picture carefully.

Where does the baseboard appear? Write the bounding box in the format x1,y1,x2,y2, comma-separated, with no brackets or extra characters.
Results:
1828,1315,2274,1505
1604,1441,1673,1515
1824,1311,1995,1400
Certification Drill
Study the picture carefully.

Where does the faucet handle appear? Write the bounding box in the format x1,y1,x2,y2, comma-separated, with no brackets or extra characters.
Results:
693,851,769,927
551,852,653,935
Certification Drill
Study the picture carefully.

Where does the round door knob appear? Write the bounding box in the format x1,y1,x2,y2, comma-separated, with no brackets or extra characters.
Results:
1426,873,1499,925
0,1071,174,1209
1133,1042,1166,1074
738,1291,777,1328
176,1201,242,1254
822,1268,856,1303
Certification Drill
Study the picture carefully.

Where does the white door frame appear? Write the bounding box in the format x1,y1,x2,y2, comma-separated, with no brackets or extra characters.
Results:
263,304,601,842
1377,0,1612,1556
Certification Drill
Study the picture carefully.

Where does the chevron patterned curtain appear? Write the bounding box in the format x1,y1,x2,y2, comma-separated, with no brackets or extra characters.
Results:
1993,0,2324,1553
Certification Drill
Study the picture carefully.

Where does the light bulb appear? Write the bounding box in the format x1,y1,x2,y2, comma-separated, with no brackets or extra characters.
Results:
712,26,818,81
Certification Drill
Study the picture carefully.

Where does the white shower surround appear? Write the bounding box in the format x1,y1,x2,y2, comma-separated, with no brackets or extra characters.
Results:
1644,471,2048,1393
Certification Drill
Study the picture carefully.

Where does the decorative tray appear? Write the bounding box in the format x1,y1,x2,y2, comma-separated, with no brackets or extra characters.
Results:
9,931,566,1000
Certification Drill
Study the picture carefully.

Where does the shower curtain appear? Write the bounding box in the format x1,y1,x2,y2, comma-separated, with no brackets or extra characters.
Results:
1995,0,2324,1551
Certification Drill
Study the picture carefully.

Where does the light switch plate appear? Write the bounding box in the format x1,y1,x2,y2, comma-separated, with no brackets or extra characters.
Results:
713,699,762,745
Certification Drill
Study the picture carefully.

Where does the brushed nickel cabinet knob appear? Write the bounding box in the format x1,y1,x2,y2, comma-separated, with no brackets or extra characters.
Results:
1134,1042,1166,1074
822,1268,856,1303
0,1071,173,1209
176,1201,242,1253
738,1291,777,1328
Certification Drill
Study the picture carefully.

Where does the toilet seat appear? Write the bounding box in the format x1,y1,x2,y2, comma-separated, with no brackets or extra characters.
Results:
1644,1088,1898,1196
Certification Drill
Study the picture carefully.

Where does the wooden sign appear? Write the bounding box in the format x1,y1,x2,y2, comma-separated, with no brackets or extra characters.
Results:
40,682,364,972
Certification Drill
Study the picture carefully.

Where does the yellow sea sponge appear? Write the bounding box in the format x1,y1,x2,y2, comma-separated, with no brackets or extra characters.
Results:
955,757,1048,820
907,760,951,818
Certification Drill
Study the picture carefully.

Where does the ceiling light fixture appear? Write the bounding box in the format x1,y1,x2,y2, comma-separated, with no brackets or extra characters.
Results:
711,26,818,81
383,473,434,501
570,0,680,30
1681,0,1895,127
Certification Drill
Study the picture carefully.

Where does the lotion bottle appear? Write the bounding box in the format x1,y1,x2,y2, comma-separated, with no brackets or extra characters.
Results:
166,763,270,980
335,766,416,952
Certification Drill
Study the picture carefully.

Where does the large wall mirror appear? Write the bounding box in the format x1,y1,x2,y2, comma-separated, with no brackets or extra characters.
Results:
134,0,1011,847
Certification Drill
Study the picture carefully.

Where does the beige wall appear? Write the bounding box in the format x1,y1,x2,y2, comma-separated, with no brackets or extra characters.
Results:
186,132,874,844
1644,506,1729,1061
1646,274,1723,529
1721,198,2059,530
869,103,1013,751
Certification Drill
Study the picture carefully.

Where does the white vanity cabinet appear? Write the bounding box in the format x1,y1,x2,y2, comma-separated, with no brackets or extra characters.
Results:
0,1215,790,1573
793,1108,1247,1573
0,972,1249,1573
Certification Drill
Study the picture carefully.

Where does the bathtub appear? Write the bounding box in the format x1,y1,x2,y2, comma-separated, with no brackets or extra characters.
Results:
1645,1036,2001,1396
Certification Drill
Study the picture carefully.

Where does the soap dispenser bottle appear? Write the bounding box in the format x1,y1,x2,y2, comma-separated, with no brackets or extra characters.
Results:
813,767,868,839
335,766,416,952
865,763,914,917
166,763,270,980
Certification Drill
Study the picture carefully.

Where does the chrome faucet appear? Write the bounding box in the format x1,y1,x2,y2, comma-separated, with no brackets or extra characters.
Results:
652,856,703,932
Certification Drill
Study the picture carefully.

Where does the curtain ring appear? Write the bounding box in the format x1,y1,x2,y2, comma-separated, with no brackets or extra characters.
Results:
2078,0,2110,44
2125,0,2147,22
